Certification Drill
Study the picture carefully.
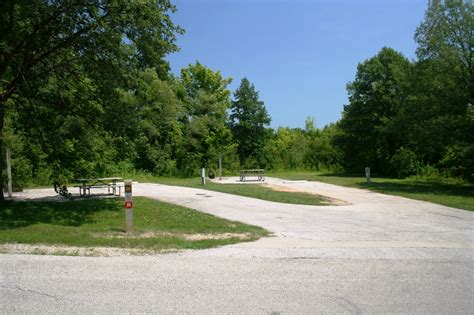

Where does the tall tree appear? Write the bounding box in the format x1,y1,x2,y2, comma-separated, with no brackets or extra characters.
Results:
336,47,412,173
229,78,271,167
0,1,183,199
415,0,473,94
414,0,474,179
178,63,232,173
124,69,183,175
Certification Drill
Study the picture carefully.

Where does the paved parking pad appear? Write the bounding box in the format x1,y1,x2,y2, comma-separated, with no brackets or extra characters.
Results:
1,178,473,313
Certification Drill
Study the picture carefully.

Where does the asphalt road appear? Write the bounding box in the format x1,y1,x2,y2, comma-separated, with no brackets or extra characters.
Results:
1,178,473,313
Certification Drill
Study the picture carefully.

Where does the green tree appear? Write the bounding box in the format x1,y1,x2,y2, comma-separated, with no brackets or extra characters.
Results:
414,0,474,180
229,78,271,167
265,127,308,170
336,47,412,174
178,63,232,173
180,62,232,105
415,0,473,94
0,1,183,198
123,69,183,175
304,123,343,171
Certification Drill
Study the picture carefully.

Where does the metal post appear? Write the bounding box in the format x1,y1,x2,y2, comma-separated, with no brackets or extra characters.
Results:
218,152,222,180
6,148,12,198
201,168,206,185
365,167,371,185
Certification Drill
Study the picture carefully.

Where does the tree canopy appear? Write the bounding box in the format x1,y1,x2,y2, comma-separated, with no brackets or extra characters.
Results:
2,0,473,199
229,78,271,167
336,0,473,179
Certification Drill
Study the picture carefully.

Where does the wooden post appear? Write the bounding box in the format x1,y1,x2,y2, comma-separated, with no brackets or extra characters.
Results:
124,180,133,233
6,148,12,198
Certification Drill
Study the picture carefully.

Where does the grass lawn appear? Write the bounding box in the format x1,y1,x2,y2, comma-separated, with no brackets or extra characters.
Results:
152,177,330,206
270,171,474,211
0,197,268,253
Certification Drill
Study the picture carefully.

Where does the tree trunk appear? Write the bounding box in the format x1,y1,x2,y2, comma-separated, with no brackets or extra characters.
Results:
0,99,4,201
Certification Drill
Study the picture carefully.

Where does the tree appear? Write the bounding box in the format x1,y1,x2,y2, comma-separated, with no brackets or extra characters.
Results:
178,63,232,173
304,123,343,171
336,47,412,174
229,78,271,167
415,0,473,95
414,0,474,180
123,69,183,175
180,62,232,105
0,1,183,199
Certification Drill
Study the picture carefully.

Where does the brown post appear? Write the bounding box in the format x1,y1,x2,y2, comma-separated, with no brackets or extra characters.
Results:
124,180,133,233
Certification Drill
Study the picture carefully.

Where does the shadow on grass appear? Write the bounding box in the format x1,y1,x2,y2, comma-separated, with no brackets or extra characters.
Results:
317,172,473,197
319,172,372,178
0,199,120,230
352,180,474,198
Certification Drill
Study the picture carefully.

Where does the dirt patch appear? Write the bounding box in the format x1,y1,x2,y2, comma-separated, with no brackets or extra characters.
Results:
184,233,251,241
0,231,252,256
92,231,251,241
0,243,176,257
264,184,350,206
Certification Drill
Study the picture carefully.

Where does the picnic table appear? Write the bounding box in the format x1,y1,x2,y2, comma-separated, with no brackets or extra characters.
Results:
74,177,124,197
239,169,265,182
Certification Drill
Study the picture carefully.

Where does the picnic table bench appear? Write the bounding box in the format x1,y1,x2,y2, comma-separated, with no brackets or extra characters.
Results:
239,169,265,182
74,177,124,197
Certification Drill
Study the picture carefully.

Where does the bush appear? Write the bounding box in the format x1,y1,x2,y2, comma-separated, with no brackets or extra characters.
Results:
416,164,442,180
389,147,420,178
439,145,474,182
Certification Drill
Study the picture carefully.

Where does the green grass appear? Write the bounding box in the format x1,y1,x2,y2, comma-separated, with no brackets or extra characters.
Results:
0,197,268,251
153,177,330,206
269,171,474,211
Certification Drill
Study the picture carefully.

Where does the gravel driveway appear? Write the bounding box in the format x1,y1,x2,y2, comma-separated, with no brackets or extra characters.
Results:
1,178,473,313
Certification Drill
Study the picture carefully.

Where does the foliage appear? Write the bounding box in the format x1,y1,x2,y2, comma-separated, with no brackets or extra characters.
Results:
413,0,473,180
123,69,183,175
229,78,271,167
2,0,473,198
336,47,412,174
0,1,184,199
389,147,420,178
335,0,473,180
178,62,233,172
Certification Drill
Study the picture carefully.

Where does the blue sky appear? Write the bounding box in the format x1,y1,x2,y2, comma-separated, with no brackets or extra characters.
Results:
166,0,428,129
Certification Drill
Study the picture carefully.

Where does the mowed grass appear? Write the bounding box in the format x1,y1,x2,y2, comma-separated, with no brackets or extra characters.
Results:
154,177,330,206
270,171,474,211
0,197,268,251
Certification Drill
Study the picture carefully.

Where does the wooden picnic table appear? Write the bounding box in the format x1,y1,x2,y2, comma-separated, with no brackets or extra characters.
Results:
75,177,124,197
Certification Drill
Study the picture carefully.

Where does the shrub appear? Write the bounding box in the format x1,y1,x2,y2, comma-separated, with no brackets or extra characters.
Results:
389,147,420,178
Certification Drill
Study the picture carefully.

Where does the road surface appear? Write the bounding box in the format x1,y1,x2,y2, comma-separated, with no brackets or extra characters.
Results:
1,178,473,313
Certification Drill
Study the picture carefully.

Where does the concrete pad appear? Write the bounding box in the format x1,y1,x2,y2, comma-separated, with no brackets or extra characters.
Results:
2,178,473,313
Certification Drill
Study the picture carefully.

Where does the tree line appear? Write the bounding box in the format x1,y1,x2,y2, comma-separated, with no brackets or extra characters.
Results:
336,0,473,180
0,0,472,199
